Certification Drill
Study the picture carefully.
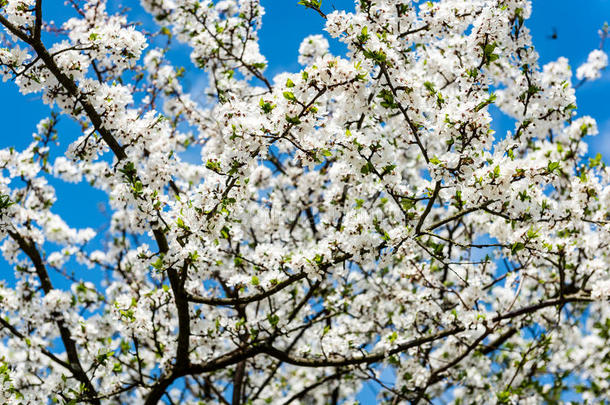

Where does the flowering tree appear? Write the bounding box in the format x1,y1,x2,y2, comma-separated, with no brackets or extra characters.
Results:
1,0,610,403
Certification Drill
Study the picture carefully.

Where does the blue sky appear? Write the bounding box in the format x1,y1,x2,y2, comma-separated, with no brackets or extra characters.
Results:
1,0,610,402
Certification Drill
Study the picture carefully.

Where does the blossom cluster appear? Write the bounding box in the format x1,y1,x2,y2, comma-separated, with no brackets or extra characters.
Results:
0,0,609,404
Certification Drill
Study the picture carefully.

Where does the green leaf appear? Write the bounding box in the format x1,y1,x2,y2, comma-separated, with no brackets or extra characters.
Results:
489,165,500,180
0,194,14,211
357,26,370,43
205,159,221,172
580,121,593,136
362,48,387,64
176,217,188,230
259,98,275,114
96,352,109,365
267,314,279,327
474,93,497,112
151,256,164,270
564,102,577,112
423,81,436,94
298,0,322,8
377,89,396,108
510,242,525,255
360,162,375,175
381,164,396,176
285,78,295,88
547,161,560,173
483,42,499,66
526,227,539,240
589,153,603,168
283,91,297,101
285,115,301,125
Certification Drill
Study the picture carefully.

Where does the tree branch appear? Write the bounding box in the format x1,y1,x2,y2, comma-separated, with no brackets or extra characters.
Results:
8,231,100,404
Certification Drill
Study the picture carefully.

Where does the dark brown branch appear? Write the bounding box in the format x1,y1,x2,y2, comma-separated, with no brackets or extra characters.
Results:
479,327,518,355
34,0,43,39
261,327,463,368
259,294,591,368
413,330,491,404
8,231,100,404
415,181,441,234
0,317,72,371
188,273,307,306
281,371,348,405
232,360,246,405
425,201,492,232
0,15,127,161
379,63,430,163
398,24,430,38
145,229,192,405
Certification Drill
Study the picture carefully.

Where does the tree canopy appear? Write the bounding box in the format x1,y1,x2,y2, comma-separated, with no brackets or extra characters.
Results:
0,0,609,403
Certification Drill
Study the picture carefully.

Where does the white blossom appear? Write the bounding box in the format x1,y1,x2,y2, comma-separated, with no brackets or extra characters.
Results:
576,49,608,80
0,0,608,403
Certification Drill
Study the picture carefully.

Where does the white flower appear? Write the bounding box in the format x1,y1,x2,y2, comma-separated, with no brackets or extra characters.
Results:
42,289,72,313
592,279,610,300
298,34,330,65
576,49,608,80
